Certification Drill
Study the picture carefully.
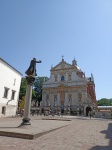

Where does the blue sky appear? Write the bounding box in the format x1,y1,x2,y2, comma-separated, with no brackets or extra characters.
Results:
0,0,112,100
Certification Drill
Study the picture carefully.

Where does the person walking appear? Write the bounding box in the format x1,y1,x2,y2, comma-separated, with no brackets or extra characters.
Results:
90,111,92,119
89,111,92,119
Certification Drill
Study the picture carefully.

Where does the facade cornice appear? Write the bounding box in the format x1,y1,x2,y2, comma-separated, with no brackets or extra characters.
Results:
50,60,78,72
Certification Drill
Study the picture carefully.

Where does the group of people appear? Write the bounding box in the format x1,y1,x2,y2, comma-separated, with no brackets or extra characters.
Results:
18,108,94,118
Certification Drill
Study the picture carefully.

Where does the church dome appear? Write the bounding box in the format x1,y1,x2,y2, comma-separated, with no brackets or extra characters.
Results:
72,58,80,70
76,65,80,70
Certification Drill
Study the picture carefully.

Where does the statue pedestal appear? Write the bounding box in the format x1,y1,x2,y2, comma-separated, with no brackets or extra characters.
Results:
21,118,31,125
20,76,35,126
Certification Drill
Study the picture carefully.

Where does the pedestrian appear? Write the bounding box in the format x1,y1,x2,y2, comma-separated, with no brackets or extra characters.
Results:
89,111,92,119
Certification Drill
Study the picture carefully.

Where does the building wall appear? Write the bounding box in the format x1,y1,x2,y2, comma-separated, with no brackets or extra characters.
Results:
0,59,22,117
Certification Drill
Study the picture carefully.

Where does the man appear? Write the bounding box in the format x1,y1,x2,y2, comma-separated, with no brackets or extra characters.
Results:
89,111,92,119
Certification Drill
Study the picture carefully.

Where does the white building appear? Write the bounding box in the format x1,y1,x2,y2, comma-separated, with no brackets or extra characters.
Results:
42,58,97,116
0,58,22,117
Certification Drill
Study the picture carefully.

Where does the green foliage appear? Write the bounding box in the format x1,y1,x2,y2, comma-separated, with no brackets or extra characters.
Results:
70,110,77,115
19,78,27,99
97,98,112,106
19,76,49,106
33,76,48,104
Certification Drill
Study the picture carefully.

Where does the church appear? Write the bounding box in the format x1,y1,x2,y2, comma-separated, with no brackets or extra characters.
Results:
42,57,97,116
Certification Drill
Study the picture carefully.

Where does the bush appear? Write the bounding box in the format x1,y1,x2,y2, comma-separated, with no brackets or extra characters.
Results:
70,110,77,115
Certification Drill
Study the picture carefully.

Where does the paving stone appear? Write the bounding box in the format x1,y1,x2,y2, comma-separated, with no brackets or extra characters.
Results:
0,116,112,150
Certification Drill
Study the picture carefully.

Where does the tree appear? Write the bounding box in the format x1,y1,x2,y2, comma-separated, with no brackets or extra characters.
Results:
19,78,27,100
33,76,48,106
19,76,49,106
19,77,37,100
97,98,112,106
19,96,25,110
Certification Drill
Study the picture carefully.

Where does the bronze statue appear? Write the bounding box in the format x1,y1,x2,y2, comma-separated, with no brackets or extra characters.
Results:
25,58,41,76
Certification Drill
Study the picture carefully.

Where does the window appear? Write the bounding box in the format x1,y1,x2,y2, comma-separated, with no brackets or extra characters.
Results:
13,79,16,85
3,87,9,98
2,106,6,115
11,90,16,100
61,76,64,81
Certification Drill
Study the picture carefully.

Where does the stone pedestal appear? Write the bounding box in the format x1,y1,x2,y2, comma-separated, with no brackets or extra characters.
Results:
21,76,35,125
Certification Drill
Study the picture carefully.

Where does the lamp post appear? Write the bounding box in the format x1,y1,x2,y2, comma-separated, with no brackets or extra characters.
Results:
21,58,41,125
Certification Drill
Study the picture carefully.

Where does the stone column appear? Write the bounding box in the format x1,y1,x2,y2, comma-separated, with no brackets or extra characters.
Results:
65,93,68,106
65,93,68,112
49,93,51,107
42,93,46,107
57,93,60,106
21,76,35,125
50,93,54,113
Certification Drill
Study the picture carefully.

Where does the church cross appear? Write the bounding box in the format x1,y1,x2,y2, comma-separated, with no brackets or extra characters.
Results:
61,55,64,60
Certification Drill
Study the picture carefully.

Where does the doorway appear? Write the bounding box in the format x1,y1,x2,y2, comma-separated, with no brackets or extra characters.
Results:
86,106,91,116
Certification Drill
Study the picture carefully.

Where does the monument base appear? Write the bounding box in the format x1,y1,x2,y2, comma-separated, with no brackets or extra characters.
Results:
21,118,31,125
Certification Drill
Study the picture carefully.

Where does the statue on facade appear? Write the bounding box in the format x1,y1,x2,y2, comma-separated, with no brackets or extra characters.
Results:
25,58,41,76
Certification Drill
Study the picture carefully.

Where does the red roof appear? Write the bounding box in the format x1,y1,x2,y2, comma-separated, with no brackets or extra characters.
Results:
99,110,112,112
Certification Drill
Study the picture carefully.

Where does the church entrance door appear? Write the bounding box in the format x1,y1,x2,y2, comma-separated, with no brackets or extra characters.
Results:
86,106,91,116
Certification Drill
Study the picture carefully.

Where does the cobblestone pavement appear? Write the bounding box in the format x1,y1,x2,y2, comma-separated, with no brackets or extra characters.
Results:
0,116,112,150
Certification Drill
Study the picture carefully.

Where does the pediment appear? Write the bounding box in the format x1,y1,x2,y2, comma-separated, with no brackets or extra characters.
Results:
51,61,72,70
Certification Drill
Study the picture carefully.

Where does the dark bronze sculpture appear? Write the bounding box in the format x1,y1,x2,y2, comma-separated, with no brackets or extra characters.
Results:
20,58,41,125
25,58,41,76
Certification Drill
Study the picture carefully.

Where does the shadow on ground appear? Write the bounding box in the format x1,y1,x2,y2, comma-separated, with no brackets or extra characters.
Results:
89,123,112,150
0,127,18,128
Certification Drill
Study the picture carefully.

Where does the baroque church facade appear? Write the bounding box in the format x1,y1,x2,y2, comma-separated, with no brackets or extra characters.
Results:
42,58,97,116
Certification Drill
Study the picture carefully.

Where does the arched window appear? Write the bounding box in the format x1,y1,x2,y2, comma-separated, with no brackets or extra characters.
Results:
61,76,64,81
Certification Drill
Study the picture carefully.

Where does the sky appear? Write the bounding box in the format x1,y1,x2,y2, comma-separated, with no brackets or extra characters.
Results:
0,0,112,100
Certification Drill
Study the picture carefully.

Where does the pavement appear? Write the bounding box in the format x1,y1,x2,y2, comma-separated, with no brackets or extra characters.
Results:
0,115,72,139
0,115,112,150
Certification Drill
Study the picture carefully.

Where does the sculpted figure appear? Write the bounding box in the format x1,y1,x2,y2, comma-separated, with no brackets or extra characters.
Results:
25,58,41,76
